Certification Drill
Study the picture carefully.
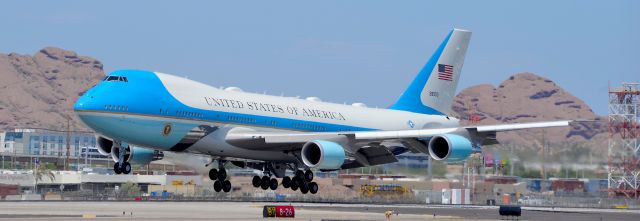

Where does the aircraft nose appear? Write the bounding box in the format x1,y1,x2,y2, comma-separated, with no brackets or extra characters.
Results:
74,94,90,111
74,90,99,112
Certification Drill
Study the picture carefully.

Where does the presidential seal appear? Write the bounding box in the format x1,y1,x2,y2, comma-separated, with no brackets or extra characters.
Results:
162,123,172,136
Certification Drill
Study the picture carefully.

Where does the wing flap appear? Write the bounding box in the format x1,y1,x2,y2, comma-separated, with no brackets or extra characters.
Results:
357,145,398,165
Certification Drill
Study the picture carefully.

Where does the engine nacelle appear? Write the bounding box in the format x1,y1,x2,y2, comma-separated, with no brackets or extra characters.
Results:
96,136,113,155
110,145,164,165
301,140,346,170
428,134,473,162
129,147,164,165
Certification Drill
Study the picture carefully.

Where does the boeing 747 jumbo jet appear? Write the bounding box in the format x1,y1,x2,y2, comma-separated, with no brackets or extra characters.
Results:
74,29,571,194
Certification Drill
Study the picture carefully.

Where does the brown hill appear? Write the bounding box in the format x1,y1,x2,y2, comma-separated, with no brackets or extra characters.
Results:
0,47,104,131
453,73,607,155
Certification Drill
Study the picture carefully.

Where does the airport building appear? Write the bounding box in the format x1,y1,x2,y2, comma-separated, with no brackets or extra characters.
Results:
0,129,102,158
0,132,5,153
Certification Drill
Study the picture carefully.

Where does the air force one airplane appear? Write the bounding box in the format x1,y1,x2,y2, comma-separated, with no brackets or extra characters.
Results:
73,28,571,194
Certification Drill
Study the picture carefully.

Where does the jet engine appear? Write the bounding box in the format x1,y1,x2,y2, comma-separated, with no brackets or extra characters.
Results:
301,140,346,170
428,134,473,162
96,136,113,155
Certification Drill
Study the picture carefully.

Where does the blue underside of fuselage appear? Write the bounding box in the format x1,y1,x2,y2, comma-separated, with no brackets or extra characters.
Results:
77,113,200,150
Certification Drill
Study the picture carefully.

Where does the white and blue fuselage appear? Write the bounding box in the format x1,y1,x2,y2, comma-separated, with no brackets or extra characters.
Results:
74,70,459,161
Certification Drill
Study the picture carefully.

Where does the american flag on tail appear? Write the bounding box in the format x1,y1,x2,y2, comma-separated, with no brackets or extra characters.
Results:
437,64,454,81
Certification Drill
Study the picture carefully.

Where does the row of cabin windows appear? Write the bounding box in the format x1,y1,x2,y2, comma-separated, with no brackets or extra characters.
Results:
105,105,129,111
157,110,340,132
227,115,256,123
103,76,128,82
292,122,326,131
176,110,203,118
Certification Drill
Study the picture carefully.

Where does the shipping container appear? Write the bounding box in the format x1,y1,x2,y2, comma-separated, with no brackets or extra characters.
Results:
528,179,542,192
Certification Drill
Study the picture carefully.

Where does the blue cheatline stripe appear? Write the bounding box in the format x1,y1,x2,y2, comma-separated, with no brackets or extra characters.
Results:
389,30,453,115
76,70,378,134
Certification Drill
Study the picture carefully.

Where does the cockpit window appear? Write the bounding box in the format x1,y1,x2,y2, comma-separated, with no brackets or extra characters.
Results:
104,76,128,82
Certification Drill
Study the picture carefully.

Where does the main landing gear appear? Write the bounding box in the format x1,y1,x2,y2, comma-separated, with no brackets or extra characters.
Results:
113,144,131,174
209,162,232,193
252,169,318,194
113,162,131,174
252,175,279,190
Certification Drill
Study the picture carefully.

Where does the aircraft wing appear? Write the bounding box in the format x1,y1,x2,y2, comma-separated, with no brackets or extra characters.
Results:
354,120,571,140
227,120,572,145
225,120,571,168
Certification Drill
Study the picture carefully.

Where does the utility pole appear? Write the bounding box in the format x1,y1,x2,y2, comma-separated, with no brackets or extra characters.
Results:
65,118,71,171
428,157,432,180
541,128,546,180
510,145,514,176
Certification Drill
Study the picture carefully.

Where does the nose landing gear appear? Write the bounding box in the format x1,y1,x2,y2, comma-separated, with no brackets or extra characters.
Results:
112,144,131,175
113,162,132,174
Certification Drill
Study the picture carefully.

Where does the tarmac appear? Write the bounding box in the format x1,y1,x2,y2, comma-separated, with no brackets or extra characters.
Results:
0,201,637,221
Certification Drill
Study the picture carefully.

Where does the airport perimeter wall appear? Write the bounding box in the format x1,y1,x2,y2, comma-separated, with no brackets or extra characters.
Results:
1,172,638,209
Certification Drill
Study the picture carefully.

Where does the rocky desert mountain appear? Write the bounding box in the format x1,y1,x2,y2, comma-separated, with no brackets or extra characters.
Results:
0,47,104,131
0,47,606,154
452,73,606,155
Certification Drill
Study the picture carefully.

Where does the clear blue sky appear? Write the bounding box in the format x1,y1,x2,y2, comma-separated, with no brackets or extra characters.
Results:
1,1,638,115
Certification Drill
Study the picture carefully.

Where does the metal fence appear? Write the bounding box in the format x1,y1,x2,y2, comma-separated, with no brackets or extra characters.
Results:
6,186,638,210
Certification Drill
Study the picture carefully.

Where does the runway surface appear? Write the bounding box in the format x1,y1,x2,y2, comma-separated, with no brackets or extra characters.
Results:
0,201,637,220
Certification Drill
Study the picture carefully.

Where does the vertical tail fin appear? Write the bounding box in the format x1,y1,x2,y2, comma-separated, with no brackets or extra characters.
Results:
390,29,471,115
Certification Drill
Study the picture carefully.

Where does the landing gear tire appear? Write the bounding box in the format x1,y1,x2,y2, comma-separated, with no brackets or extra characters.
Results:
122,162,132,174
282,176,291,188
290,178,300,191
295,170,304,180
209,169,218,180
304,170,314,182
309,182,318,194
113,163,122,174
213,180,222,192
217,168,227,181
222,180,232,192
300,182,309,194
260,176,270,190
252,176,261,188
269,178,278,190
